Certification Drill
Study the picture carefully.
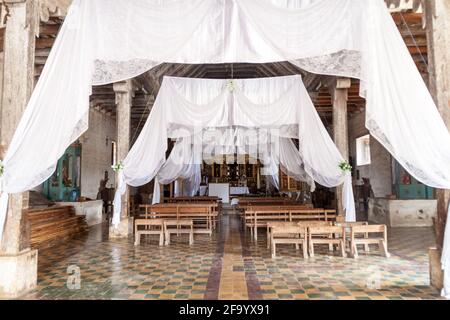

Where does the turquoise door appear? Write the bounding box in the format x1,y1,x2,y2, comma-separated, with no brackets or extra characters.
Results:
44,144,82,202
394,161,434,200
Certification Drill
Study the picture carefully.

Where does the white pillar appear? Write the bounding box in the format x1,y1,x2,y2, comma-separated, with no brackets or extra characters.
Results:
0,0,38,298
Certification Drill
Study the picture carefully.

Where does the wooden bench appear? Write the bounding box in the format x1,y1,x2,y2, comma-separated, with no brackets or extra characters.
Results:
266,221,299,249
245,208,336,241
166,196,220,203
164,219,194,245
308,225,346,258
350,224,390,258
140,203,216,236
240,205,316,226
134,219,164,246
336,221,369,252
266,220,331,250
237,199,299,211
270,224,308,259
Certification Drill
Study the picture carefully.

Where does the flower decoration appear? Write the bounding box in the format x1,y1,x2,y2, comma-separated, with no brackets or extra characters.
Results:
0,160,4,177
339,161,352,172
111,161,124,173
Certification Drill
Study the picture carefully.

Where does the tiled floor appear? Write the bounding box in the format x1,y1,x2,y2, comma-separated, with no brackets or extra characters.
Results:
21,210,442,300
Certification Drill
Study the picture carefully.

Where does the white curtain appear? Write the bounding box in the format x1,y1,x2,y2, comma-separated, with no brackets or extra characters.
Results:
153,139,202,203
113,75,355,223
0,0,449,298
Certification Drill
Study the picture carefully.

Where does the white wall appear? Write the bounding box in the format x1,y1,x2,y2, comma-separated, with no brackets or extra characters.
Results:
79,108,116,199
369,198,437,227
348,111,392,198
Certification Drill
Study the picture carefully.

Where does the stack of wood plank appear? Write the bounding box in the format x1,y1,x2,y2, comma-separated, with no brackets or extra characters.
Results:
25,206,88,249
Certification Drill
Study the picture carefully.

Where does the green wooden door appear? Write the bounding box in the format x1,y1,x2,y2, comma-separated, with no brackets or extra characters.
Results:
44,144,82,202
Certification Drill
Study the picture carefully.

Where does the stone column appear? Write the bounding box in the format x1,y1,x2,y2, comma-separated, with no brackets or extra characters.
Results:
330,78,351,216
109,80,135,238
0,0,38,298
424,0,450,291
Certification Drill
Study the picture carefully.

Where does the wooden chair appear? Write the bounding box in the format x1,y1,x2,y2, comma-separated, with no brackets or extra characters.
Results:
163,219,194,245
308,225,346,258
270,225,308,259
350,224,390,258
134,219,164,246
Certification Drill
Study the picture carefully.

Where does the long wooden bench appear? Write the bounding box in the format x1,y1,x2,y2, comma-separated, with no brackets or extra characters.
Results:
308,225,346,258
164,219,194,245
236,198,298,210
239,204,313,222
350,224,390,258
134,219,164,246
245,208,336,241
166,196,220,203
270,224,308,259
139,203,217,236
336,221,369,252
267,220,331,250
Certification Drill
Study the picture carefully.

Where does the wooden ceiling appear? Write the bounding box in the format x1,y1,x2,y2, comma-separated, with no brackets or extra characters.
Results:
31,10,428,138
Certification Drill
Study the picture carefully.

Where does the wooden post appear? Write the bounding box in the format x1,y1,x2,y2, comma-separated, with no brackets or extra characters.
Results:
159,183,164,203
330,78,351,216
109,80,134,238
424,0,450,291
425,0,450,249
0,0,38,298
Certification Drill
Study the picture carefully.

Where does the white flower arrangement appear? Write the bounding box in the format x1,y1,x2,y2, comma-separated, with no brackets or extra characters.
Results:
227,80,235,92
111,161,124,173
339,161,352,172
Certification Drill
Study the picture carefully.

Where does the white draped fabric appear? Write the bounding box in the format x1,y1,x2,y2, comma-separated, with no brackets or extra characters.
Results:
113,75,355,225
0,0,449,297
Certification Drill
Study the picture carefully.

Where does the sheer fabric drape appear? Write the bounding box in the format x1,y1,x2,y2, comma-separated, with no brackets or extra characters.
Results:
112,75,355,226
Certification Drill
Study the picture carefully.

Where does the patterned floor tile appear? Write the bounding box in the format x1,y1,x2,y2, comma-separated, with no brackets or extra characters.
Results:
19,209,442,300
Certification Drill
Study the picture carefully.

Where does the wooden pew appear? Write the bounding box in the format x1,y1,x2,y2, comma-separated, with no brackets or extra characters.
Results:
166,196,220,203
270,224,308,259
236,197,298,210
350,224,390,258
267,221,333,257
336,221,369,252
240,204,313,223
164,219,194,245
308,225,346,258
134,219,164,246
245,208,336,241
139,203,216,236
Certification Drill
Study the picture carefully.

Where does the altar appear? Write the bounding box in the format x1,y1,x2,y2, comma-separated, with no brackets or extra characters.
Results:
208,183,230,203
230,186,250,195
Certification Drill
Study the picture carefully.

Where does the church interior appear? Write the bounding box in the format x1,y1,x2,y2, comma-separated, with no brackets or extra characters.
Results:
0,0,449,301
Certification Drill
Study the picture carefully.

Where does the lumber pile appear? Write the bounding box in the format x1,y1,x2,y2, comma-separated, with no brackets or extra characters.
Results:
25,205,88,249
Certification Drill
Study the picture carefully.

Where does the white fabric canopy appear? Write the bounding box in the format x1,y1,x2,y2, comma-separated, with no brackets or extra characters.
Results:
0,0,449,298
113,75,355,225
